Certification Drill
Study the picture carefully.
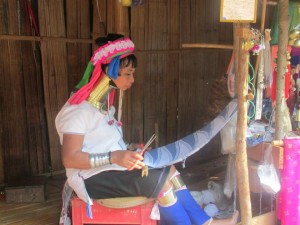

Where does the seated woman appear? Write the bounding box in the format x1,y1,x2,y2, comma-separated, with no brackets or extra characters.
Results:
55,33,239,225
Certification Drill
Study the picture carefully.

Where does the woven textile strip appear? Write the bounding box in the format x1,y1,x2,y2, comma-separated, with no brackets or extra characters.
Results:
143,98,238,168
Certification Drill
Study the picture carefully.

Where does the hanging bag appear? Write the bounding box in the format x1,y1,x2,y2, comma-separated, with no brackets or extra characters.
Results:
257,144,281,194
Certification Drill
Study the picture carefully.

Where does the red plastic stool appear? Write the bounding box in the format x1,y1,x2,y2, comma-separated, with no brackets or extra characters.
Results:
71,196,157,225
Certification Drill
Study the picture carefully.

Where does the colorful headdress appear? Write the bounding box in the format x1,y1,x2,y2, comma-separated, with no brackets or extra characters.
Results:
68,37,134,105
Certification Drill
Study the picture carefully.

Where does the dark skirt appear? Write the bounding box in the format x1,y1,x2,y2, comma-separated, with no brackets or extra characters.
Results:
84,166,171,199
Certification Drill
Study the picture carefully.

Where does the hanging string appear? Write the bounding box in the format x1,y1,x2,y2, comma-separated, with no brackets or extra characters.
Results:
117,90,123,126
96,0,106,35
96,0,102,23
25,0,40,36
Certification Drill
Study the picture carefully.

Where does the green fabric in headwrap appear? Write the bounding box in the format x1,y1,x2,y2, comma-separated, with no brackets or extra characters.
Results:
75,61,94,89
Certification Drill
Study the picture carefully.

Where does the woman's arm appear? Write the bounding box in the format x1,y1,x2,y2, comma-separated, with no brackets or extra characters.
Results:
62,133,90,169
62,133,145,170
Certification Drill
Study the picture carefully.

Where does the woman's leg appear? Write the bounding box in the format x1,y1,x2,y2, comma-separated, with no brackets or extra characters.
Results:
169,169,239,225
170,169,210,225
157,167,191,225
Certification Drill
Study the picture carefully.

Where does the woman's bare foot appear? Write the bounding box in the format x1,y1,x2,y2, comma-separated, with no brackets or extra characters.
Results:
204,211,239,225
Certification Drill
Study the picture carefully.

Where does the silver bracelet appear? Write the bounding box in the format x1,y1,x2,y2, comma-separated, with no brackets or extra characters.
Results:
89,152,111,168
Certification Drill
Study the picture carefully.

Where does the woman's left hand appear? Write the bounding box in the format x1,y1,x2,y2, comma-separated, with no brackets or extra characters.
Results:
110,150,145,170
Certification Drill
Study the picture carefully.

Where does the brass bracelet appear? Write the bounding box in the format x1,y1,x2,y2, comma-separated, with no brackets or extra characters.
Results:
89,152,111,168
157,188,177,206
170,175,185,190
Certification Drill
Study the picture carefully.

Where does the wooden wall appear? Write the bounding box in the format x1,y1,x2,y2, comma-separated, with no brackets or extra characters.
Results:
0,0,275,183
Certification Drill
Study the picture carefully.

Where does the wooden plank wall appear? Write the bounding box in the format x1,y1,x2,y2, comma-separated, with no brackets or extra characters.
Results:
38,0,92,172
0,0,275,182
126,0,234,163
38,0,69,172
0,0,49,182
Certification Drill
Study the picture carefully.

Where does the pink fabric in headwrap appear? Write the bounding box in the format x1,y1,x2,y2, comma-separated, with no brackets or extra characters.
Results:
91,38,134,66
277,136,300,225
68,37,134,105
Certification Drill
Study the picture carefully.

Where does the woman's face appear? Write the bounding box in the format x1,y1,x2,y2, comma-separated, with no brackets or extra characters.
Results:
112,65,135,90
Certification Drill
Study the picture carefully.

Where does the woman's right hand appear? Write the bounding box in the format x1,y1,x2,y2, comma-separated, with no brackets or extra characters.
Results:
110,150,145,170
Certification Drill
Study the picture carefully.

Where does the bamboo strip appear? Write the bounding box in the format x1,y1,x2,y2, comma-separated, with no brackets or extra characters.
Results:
114,0,129,36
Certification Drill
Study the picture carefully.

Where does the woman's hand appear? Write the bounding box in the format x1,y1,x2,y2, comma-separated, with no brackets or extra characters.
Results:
110,150,145,170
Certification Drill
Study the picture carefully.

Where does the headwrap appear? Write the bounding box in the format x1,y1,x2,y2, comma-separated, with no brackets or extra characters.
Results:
68,37,134,105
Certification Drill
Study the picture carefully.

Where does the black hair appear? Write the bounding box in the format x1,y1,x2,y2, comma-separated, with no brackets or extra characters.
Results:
101,54,137,75
120,54,137,68
95,33,125,47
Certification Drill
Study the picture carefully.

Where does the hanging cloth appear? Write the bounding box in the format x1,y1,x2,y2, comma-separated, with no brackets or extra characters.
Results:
264,29,273,88
255,50,264,120
277,136,300,225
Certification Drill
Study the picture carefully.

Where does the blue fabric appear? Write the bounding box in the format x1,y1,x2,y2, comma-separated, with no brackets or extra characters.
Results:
160,217,168,225
107,56,121,79
159,200,192,225
176,189,210,225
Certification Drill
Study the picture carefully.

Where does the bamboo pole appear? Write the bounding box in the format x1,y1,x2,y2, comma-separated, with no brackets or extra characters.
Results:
275,0,289,140
182,43,233,49
235,24,253,225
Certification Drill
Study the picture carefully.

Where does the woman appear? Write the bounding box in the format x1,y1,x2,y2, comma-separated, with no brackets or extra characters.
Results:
56,34,238,225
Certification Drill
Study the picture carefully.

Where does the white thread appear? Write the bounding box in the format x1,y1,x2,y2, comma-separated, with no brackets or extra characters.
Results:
169,170,180,180
207,217,213,225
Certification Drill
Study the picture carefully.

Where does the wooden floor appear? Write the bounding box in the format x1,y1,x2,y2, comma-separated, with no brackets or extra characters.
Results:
0,174,65,225
0,155,273,225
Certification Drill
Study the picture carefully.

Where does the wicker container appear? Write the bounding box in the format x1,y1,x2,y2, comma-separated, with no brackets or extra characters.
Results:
5,185,45,203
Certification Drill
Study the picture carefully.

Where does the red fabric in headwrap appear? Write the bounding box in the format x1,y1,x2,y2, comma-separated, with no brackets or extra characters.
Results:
68,64,103,104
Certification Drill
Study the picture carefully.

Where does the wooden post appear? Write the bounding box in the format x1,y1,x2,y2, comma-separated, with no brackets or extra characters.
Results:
275,0,289,140
235,24,253,225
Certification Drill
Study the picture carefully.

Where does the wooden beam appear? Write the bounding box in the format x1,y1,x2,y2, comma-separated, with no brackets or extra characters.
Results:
0,34,93,43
